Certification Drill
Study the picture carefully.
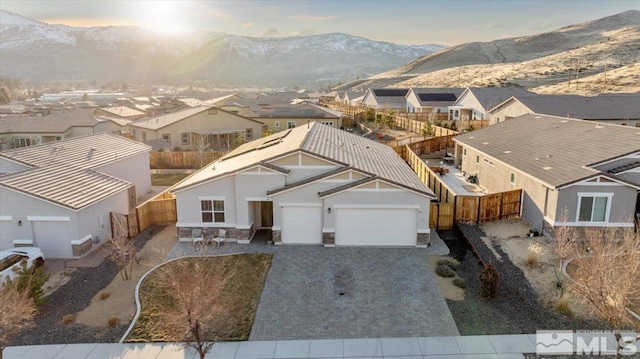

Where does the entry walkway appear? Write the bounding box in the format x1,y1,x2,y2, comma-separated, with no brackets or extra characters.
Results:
4,334,536,358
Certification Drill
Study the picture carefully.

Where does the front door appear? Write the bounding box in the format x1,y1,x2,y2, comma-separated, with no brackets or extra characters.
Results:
261,201,273,228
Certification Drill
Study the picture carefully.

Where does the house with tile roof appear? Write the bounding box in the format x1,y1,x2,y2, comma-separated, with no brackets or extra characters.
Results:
488,93,640,126
362,88,409,110
129,105,266,151
94,106,146,121
170,122,435,246
0,133,151,258
453,114,640,235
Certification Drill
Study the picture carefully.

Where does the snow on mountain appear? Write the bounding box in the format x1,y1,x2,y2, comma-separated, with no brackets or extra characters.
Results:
0,10,76,48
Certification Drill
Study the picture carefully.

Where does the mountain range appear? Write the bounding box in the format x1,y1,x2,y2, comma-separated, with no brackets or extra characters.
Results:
337,10,640,95
0,10,444,88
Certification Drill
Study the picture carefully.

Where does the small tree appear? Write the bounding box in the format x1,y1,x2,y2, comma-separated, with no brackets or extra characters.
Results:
191,133,210,169
157,258,235,359
374,113,383,128
384,110,395,129
231,133,245,149
556,225,640,357
422,121,434,137
479,263,499,299
364,108,376,123
0,280,37,359
7,260,49,306
104,234,136,281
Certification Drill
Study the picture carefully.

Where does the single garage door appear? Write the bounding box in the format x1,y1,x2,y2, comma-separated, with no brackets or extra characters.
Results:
335,208,417,246
32,220,72,258
281,206,322,244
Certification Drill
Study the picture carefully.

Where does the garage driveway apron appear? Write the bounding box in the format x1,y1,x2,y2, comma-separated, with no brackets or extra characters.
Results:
248,245,459,340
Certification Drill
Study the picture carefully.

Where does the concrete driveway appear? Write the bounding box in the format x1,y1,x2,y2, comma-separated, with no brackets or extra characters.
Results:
249,245,460,340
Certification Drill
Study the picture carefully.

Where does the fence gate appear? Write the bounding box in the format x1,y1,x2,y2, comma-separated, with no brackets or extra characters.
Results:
110,212,137,239
430,202,454,230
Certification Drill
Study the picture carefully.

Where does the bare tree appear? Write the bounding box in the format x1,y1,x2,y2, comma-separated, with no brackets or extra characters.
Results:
104,234,136,281
555,224,640,357
0,280,37,359
157,258,235,359
191,133,210,169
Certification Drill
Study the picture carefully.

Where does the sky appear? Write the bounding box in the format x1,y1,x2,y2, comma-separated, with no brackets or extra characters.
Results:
1,0,639,45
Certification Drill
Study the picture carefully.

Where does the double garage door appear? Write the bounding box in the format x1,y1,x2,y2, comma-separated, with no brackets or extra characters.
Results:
280,205,417,246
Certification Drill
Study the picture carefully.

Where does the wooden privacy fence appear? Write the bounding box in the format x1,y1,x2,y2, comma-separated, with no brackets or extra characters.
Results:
393,115,460,136
150,151,225,169
402,142,522,229
136,191,177,233
110,212,139,239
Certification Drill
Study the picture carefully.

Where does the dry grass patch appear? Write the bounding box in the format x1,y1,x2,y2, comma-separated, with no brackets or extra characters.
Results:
126,254,272,342
151,173,191,186
108,316,119,327
99,291,110,300
526,242,543,268
61,314,75,324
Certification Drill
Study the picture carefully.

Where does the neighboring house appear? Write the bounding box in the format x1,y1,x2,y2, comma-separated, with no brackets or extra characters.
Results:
362,88,409,110
453,114,640,235
449,87,534,122
488,93,640,126
343,91,365,106
405,88,465,114
0,109,98,150
0,133,151,258
171,122,435,247
248,103,343,132
94,106,146,121
129,105,266,151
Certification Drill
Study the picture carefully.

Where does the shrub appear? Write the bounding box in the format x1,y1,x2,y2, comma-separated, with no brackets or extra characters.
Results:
526,242,542,268
437,257,461,271
453,277,466,289
99,291,110,300
108,316,119,326
479,263,499,299
9,259,50,306
61,314,76,324
556,293,573,316
436,264,456,278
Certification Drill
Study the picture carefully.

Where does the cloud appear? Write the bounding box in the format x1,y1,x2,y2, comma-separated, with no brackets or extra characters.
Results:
242,22,256,28
289,15,337,21
262,27,280,37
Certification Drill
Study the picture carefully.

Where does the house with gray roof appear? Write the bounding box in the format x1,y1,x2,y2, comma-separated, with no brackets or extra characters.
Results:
170,122,435,247
453,114,640,235
129,105,266,151
488,93,640,126
248,102,343,132
449,87,535,123
405,88,465,114
0,133,151,258
362,88,409,110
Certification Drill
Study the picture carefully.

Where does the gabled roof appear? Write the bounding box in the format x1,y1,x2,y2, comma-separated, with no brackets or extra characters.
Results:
0,108,98,134
96,106,145,118
496,93,640,120
461,87,535,111
250,103,341,119
372,89,409,97
130,105,263,130
0,133,151,209
172,122,434,197
453,114,640,188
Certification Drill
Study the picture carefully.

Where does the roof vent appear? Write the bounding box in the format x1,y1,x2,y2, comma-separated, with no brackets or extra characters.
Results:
482,142,489,145
546,154,552,158
595,124,604,129
542,166,553,170
504,150,512,154
469,136,474,139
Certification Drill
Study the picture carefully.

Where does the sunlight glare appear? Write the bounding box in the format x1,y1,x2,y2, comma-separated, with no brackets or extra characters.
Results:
133,1,193,34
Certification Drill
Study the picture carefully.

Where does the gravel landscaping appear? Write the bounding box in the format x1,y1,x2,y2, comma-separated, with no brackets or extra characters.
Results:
10,226,161,346
443,224,609,336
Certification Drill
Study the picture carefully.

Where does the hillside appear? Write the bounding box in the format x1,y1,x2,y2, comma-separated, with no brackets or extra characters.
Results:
342,10,640,94
0,10,444,88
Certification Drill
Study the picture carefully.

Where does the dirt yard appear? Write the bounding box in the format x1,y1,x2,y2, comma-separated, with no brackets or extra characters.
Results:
427,256,465,301
74,225,179,327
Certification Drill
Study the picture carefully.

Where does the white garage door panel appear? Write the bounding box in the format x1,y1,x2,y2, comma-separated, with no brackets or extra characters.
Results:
281,206,322,244
0,221,12,250
32,221,72,258
336,208,416,246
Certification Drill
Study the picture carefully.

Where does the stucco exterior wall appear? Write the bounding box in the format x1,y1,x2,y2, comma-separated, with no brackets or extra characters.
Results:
95,152,152,199
555,184,637,226
489,100,533,125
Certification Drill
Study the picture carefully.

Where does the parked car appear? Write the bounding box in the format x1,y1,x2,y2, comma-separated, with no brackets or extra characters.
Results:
0,247,45,283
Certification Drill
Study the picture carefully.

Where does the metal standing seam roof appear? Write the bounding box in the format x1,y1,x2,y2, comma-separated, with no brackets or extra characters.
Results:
0,133,151,209
172,122,435,198
453,114,640,188
97,106,146,118
130,105,264,131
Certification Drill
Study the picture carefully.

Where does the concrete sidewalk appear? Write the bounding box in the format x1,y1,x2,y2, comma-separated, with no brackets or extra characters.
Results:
3,334,540,358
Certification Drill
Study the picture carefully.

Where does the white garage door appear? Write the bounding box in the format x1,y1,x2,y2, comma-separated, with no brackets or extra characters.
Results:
281,206,322,244
32,221,72,258
0,219,12,250
335,208,417,246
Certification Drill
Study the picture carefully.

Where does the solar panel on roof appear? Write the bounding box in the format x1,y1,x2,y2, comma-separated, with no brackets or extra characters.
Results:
372,89,408,97
418,93,457,102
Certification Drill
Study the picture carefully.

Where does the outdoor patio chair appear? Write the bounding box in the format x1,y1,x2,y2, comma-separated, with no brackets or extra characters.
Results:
213,229,226,247
191,228,204,248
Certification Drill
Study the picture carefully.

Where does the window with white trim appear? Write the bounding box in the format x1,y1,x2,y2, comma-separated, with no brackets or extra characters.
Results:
245,128,253,140
181,132,190,145
201,200,225,223
12,137,38,148
287,121,296,129
274,121,280,128
577,194,611,222
510,172,515,185
162,133,171,145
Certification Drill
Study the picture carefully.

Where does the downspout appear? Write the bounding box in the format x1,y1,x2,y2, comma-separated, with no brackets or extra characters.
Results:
541,186,550,236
